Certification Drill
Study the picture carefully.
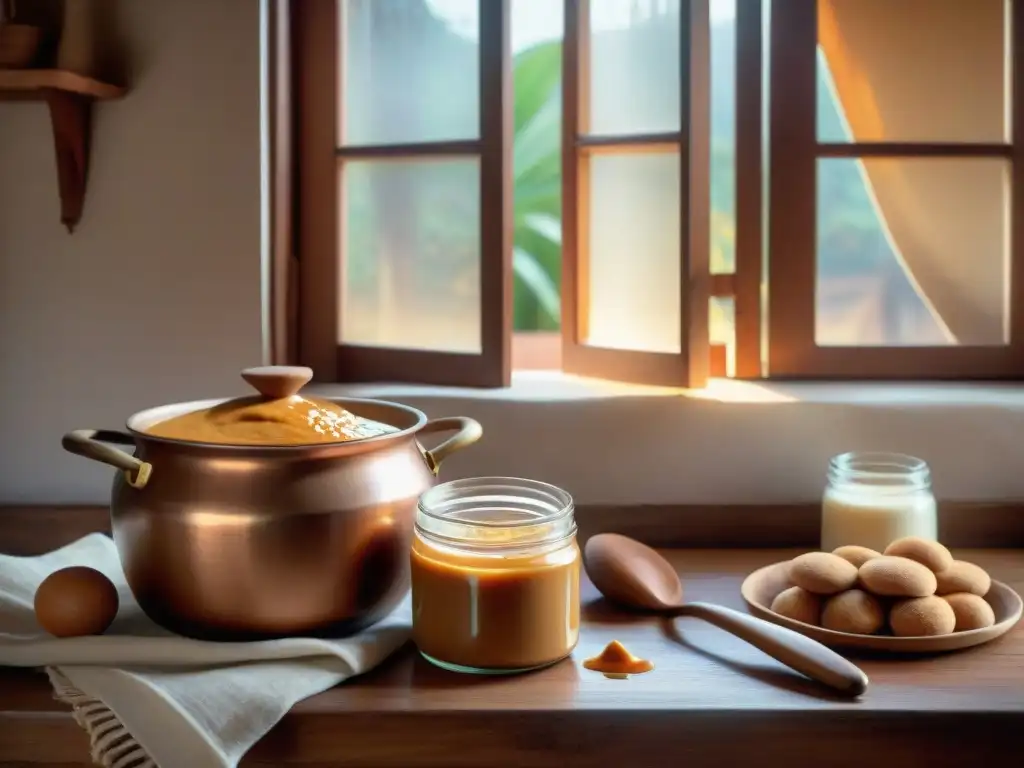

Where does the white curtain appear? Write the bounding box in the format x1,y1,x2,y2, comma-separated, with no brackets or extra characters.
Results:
819,0,1007,344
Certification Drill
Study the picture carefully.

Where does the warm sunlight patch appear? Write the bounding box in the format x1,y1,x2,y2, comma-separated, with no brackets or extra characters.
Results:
685,379,798,403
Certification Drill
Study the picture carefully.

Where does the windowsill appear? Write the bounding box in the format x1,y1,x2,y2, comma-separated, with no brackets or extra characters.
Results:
305,373,1024,505
310,370,689,402
309,370,1024,406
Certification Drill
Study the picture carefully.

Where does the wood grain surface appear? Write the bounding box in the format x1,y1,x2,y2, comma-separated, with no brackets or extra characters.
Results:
2,549,1022,767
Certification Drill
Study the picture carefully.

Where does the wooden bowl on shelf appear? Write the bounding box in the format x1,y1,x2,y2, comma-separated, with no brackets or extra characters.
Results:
741,560,1023,653
0,23,42,69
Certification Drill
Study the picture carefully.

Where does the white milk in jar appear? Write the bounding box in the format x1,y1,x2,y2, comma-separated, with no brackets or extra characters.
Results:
820,452,937,553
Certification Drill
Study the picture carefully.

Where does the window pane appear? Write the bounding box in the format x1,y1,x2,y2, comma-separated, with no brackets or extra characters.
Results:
340,158,481,353
710,0,736,275
585,152,681,353
816,158,1009,347
511,0,564,333
588,0,681,135
342,0,479,146
817,0,1006,143
710,295,735,377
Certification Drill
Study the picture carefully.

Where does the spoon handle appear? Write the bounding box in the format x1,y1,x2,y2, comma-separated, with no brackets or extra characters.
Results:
680,602,869,696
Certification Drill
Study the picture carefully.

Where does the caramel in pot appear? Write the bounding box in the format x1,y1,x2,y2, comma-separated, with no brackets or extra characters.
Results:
144,365,397,446
146,394,395,446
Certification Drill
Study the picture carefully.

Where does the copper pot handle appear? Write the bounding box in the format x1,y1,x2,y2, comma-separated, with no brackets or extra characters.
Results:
418,417,482,476
62,429,153,490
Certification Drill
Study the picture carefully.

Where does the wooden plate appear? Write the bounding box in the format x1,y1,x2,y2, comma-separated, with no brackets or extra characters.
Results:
741,561,1023,653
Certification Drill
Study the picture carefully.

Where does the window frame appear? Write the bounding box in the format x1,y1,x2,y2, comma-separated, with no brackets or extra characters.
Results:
731,0,765,379
766,0,1024,380
293,0,513,387
282,0,1021,388
264,0,296,367
560,0,712,388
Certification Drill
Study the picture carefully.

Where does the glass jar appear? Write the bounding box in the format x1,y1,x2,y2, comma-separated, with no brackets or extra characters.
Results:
410,477,580,674
821,452,937,553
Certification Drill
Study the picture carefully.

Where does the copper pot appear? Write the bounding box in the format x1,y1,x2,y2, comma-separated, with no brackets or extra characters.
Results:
61,373,482,640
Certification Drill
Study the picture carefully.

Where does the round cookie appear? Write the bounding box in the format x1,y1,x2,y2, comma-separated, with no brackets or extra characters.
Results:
889,596,956,637
858,556,937,598
935,560,991,597
832,545,881,568
942,592,996,631
821,589,885,635
770,586,822,626
788,552,859,595
883,537,953,574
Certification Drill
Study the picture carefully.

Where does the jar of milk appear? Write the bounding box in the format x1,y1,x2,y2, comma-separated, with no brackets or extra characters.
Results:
820,452,937,553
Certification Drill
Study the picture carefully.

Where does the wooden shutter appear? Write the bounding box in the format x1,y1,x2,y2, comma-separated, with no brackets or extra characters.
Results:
264,0,297,367
295,0,512,387
768,0,1024,379
560,0,711,387
731,0,765,379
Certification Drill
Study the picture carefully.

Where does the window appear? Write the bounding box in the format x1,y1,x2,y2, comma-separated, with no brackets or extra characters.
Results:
285,0,1024,387
768,0,1024,379
294,0,510,387
559,0,710,386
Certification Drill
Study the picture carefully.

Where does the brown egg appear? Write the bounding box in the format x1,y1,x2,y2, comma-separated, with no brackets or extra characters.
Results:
942,593,996,632
770,586,822,626
889,596,956,637
858,555,937,598
935,560,991,597
832,545,882,568
788,552,859,595
34,566,119,638
822,589,885,635
883,537,953,574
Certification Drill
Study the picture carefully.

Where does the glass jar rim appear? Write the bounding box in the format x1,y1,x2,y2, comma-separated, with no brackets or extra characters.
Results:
829,451,927,474
416,476,575,551
827,451,930,487
418,476,574,526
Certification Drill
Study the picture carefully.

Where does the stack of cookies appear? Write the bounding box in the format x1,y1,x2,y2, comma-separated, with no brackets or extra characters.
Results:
770,536,994,637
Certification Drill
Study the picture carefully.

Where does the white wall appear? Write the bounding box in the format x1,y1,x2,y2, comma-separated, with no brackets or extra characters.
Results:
0,0,263,503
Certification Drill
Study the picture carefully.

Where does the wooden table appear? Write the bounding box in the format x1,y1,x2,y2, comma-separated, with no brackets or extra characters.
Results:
2,549,1022,767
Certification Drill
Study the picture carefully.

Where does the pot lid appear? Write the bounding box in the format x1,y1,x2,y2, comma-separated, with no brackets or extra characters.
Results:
143,366,397,446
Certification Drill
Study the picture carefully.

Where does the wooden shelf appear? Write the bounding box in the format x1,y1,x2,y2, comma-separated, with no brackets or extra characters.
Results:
0,69,127,232
0,68,125,100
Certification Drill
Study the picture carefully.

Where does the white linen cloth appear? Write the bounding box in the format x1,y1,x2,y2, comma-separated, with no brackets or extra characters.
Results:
0,533,412,768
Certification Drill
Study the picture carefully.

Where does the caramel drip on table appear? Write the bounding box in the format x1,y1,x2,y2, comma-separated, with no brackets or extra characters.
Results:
582,640,654,679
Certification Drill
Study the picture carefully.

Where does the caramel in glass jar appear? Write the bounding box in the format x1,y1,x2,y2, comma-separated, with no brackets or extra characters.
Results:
411,478,580,674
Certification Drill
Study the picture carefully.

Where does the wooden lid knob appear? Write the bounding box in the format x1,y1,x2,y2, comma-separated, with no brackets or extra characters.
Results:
241,366,313,399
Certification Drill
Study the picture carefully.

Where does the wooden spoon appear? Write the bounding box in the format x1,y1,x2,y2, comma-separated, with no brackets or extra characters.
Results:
583,533,869,696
